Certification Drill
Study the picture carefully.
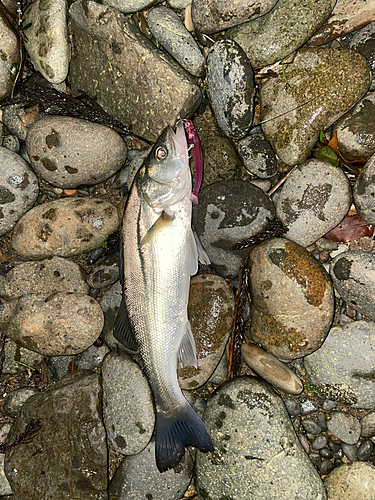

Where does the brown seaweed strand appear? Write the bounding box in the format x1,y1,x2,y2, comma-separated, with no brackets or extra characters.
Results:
0,419,42,454
230,218,287,251
0,331,6,379
231,264,250,377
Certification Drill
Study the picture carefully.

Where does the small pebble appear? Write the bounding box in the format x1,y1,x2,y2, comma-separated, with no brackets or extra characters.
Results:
302,419,322,435
1,387,39,417
361,412,375,438
322,399,338,412
63,189,76,196
312,435,328,451
284,399,301,418
342,442,358,462
357,440,374,462
299,434,310,454
309,453,321,466
317,412,328,431
320,447,333,459
301,400,317,415
328,439,341,454
327,411,361,445
319,459,333,475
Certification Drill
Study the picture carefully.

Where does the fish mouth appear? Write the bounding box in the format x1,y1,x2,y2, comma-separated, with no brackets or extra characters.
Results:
162,121,186,157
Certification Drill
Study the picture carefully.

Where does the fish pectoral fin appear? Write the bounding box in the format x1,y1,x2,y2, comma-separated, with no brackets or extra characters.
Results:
177,320,197,369
187,229,199,276
113,298,138,352
140,211,175,247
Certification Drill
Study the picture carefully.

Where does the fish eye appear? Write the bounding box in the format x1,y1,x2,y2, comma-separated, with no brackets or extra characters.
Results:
154,146,168,161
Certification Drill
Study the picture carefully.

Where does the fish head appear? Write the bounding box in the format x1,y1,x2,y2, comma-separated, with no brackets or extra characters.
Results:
140,122,191,209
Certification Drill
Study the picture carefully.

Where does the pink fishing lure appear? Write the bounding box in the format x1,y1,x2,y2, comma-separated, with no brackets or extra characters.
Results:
183,119,203,205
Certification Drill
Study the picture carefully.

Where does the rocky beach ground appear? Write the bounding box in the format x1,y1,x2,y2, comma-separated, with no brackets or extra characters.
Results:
1,0,375,498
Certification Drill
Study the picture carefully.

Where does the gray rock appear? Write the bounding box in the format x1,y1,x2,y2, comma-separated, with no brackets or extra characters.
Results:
1,336,44,375
300,399,317,415
0,16,20,100
26,116,127,188
168,0,190,8
0,453,11,496
237,133,278,179
22,0,69,84
275,159,352,247
227,0,336,69
206,39,254,140
102,351,154,455
1,103,39,141
0,147,39,237
330,251,375,321
148,6,205,77
99,280,123,350
357,440,374,462
11,197,119,259
304,321,375,409
69,0,201,142
46,355,72,381
1,387,40,418
361,411,375,438
74,343,109,371
109,438,193,499
354,154,375,225
284,399,301,417
324,462,375,500
248,237,334,360
302,419,322,435
101,0,154,13
2,134,20,153
4,372,108,499
347,22,375,91
178,274,234,389
87,252,119,289
327,411,361,445
341,442,358,462
0,256,88,299
191,0,277,34
312,435,328,451
260,48,371,165
192,179,275,278
195,377,327,500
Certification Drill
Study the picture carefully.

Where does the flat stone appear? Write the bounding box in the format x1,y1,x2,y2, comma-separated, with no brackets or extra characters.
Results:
354,154,375,225
101,0,154,14
361,411,375,438
248,237,334,360
11,197,119,259
237,133,278,179
0,15,20,100
324,462,375,500
327,411,361,444
260,48,371,165
68,0,201,141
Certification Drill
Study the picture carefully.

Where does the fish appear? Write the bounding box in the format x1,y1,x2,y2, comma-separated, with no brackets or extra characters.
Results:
114,121,213,472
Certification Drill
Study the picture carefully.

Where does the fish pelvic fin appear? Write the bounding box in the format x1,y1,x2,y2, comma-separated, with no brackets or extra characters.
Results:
155,403,214,473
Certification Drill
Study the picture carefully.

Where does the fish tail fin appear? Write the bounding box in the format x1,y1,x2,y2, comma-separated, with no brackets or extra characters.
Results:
155,403,214,473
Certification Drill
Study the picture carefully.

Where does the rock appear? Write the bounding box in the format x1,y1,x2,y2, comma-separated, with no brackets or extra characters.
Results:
102,351,154,455
312,435,328,450
1,336,44,375
147,6,205,77
2,292,104,356
354,154,375,225
178,274,234,389
0,256,88,300
195,377,327,500
357,440,374,462
191,0,278,34
227,0,336,69
237,133,278,179
11,197,119,259
332,92,375,161
168,0,190,9
275,159,352,247
26,116,127,188
46,355,72,381
329,251,375,321
0,14,20,100
101,0,154,13
109,438,193,499
241,342,304,394
206,39,254,140
327,411,361,445
87,252,119,289
260,48,371,165
99,280,123,350
284,399,301,417
324,462,375,500
347,22,375,91
4,372,108,499
22,0,69,84
304,321,375,408
1,103,39,142
192,179,275,278
302,419,322,435
301,399,317,415
0,147,39,237
248,237,334,360
361,411,375,438
3,134,19,153
74,343,109,371
1,387,39,418
69,0,201,142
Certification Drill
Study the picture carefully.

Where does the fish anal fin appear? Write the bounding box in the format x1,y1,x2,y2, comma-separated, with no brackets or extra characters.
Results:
177,320,197,369
113,298,138,352
140,211,175,247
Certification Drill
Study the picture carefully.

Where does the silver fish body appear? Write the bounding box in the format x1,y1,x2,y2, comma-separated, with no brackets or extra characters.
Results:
114,122,213,472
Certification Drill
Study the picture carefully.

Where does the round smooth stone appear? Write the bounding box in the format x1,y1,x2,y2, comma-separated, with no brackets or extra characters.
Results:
11,197,119,259
237,134,278,179
361,411,375,438
26,116,127,188
354,153,375,225
357,440,374,462
302,419,322,435
312,435,328,450
342,443,358,462
0,147,39,237
241,343,303,395
248,237,334,360
324,462,375,500
327,411,361,445
275,159,352,247
0,16,20,100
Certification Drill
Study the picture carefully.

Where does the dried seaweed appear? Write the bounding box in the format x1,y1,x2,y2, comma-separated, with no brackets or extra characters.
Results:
230,217,287,251
0,419,42,454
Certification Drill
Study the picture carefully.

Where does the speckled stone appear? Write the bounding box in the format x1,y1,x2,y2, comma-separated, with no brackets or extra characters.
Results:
1,387,40,418
148,6,204,77
354,154,375,225
195,377,327,500
361,411,375,438
347,22,375,91
324,462,375,500
191,0,277,34
275,159,352,247
227,0,336,69
0,147,39,237
304,321,375,409
248,237,334,360
237,133,278,179
241,343,303,394
192,179,275,278
206,39,254,140
11,197,119,259
260,48,371,165
328,411,361,445
87,252,119,289
0,16,20,100
102,351,154,455
330,251,375,321
1,337,44,375
100,0,154,13
178,274,234,389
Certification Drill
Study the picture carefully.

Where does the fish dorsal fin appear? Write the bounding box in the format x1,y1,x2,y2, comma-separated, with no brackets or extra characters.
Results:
187,229,199,276
140,210,175,247
193,230,210,266
177,320,197,369
113,298,138,352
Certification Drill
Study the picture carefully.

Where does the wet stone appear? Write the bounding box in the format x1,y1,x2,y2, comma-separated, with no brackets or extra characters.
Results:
357,440,374,462
1,103,39,142
178,274,234,389
347,22,375,91
0,147,39,237
275,159,351,247
0,15,20,100
237,133,278,179
1,387,40,418
324,462,375,500
327,411,361,445
320,447,333,459
192,179,275,278
354,154,375,225
260,48,371,165
248,237,334,360
1,336,44,375
87,252,119,289
329,251,375,321
361,411,375,438
206,39,254,140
